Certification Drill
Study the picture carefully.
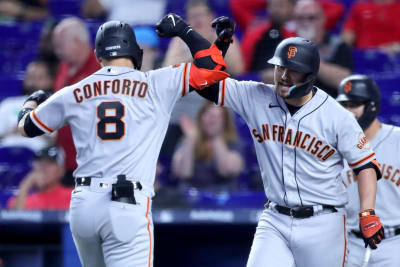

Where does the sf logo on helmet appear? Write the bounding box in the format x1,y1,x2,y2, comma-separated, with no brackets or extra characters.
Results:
344,81,352,94
287,46,298,59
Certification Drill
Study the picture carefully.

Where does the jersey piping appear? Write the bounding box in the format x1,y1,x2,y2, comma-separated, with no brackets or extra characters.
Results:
294,94,329,206
348,152,376,167
31,110,54,133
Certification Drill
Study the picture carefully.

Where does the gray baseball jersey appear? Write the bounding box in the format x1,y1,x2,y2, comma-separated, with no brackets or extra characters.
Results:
343,123,400,267
29,63,191,267
30,64,191,195
215,78,378,267
218,78,376,206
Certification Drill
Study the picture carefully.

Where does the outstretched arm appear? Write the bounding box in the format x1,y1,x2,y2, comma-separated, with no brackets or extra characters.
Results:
156,13,230,90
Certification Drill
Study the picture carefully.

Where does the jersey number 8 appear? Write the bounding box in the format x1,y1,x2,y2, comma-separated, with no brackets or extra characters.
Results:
97,101,125,141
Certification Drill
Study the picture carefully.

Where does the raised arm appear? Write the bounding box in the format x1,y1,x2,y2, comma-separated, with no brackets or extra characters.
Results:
156,13,229,90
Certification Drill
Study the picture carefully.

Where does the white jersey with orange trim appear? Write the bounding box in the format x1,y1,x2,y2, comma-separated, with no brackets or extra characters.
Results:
343,123,400,229
30,64,191,195
343,123,400,267
217,78,376,207
212,78,379,267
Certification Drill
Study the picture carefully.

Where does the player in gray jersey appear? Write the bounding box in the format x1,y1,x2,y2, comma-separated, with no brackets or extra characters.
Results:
337,75,400,267
195,36,384,266
16,15,230,267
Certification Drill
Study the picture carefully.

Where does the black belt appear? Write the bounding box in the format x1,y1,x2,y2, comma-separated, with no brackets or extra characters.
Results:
76,177,142,190
274,204,337,219
352,228,400,239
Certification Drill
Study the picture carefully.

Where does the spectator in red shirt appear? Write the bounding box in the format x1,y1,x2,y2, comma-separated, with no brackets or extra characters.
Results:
7,146,73,210
342,0,400,55
295,0,353,97
232,0,297,82
52,17,101,185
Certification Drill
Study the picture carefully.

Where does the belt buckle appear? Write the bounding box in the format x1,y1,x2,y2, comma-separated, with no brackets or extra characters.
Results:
289,208,295,217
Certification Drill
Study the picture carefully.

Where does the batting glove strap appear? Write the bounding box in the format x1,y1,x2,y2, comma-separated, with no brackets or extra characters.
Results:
24,90,51,105
359,210,384,249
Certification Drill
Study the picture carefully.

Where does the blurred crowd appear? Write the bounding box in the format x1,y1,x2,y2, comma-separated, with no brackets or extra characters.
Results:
0,0,400,210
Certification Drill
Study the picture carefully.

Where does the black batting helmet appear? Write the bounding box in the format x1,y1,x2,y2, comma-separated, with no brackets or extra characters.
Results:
268,37,320,98
95,21,143,70
336,74,381,130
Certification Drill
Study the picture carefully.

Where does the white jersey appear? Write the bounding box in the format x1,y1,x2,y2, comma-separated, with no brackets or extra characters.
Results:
218,78,377,206
342,123,400,230
30,64,192,195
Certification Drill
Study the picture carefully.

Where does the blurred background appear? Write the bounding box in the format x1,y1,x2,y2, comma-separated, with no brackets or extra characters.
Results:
0,0,399,266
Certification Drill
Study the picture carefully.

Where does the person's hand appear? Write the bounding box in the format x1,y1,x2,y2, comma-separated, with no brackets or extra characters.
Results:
180,115,197,140
155,13,190,38
359,209,384,249
211,16,235,43
19,170,42,192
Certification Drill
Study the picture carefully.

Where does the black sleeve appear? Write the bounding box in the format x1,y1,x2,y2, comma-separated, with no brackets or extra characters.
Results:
178,29,218,70
353,162,381,180
24,113,45,138
190,83,220,104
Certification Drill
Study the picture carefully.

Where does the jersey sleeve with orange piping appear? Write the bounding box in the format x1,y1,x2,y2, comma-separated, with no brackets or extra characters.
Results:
147,63,191,115
29,88,67,134
174,24,229,90
189,44,229,90
337,108,381,179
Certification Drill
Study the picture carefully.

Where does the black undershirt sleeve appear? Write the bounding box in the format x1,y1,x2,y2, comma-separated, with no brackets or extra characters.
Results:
192,83,220,104
24,113,45,137
353,162,382,180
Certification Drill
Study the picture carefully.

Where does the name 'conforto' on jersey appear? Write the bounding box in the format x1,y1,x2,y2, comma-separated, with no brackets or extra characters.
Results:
73,79,148,104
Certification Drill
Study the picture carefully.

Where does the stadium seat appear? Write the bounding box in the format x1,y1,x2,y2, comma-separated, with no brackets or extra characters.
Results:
0,146,35,189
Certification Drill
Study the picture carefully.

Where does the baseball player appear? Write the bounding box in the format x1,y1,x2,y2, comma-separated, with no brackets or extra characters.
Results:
337,75,400,267
195,36,384,267
16,15,230,267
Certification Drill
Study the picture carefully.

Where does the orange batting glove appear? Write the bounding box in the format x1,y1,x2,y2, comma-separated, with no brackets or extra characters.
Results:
359,209,384,249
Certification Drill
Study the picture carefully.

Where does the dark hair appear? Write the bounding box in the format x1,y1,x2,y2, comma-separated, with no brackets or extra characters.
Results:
35,146,65,166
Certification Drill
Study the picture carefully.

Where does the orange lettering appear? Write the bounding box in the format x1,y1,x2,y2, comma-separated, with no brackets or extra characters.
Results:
262,124,270,140
112,79,120,94
73,88,83,103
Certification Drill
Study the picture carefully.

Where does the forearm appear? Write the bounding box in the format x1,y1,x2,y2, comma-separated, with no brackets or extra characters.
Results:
213,138,244,177
358,168,377,211
172,137,196,179
178,28,212,58
318,61,351,89
17,101,37,137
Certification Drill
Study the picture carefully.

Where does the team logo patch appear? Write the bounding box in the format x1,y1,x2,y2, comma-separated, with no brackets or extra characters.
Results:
344,81,352,94
288,46,298,58
357,132,370,150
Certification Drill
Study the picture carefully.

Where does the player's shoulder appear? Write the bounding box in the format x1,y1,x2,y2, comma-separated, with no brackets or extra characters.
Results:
381,123,400,139
318,89,351,114
226,78,274,94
